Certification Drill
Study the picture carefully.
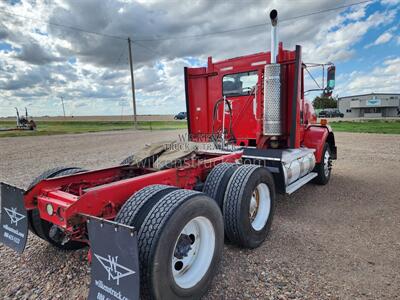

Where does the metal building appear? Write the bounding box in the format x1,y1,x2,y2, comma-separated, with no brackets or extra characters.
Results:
338,93,400,118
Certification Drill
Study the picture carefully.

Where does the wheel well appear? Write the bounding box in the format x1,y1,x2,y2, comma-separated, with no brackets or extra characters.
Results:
326,132,337,160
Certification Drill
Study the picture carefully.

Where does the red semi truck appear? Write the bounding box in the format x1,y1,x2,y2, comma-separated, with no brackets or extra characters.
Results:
0,10,336,300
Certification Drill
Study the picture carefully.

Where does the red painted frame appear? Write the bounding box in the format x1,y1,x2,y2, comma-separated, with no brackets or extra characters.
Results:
24,151,242,241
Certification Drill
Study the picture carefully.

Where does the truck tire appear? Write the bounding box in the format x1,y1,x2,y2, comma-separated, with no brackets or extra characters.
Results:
138,189,224,300
27,167,87,250
223,165,275,248
115,184,177,230
27,166,81,190
202,163,238,209
313,143,332,185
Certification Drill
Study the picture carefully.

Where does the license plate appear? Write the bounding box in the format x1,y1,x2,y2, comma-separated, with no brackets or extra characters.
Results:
0,183,28,253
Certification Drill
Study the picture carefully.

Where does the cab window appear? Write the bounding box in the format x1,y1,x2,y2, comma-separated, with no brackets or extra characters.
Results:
223,71,258,96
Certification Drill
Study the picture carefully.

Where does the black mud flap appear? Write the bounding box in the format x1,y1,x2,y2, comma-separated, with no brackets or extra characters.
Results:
87,216,140,300
0,183,28,253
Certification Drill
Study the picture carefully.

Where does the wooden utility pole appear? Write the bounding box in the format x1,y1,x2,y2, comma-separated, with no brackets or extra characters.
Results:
127,37,137,129
60,96,66,118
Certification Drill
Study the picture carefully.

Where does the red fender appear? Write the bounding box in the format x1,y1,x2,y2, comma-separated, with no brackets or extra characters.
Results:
303,125,331,163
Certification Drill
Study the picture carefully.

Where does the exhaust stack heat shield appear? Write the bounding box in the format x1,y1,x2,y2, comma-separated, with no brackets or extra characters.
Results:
263,63,282,135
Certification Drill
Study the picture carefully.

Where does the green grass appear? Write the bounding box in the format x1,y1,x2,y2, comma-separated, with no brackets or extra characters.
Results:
0,120,187,138
330,119,400,134
1,119,398,137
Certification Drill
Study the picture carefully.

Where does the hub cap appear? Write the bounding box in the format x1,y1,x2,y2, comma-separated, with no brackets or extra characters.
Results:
172,216,215,289
249,183,271,231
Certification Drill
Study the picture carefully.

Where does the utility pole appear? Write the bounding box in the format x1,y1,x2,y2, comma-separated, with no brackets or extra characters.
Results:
127,37,137,129
60,96,66,118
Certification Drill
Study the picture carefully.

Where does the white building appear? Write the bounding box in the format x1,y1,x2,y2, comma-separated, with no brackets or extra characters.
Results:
338,93,400,118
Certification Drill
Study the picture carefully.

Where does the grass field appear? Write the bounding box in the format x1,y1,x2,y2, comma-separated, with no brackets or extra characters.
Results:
0,119,399,138
0,120,187,138
329,119,400,134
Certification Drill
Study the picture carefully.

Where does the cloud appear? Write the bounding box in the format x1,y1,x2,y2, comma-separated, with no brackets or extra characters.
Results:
365,31,394,48
381,0,400,6
16,40,64,65
337,56,400,95
0,0,399,116
374,32,394,44
304,8,396,62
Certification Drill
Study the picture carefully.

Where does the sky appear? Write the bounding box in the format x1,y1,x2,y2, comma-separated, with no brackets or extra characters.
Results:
0,0,399,117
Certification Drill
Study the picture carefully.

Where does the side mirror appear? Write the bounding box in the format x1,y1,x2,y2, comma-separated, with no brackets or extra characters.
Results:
326,66,335,90
323,65,335,97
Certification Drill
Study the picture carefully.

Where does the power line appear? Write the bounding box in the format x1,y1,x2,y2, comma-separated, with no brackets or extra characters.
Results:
133,23,268,42
0,0,372,43
282,0,372,22
131,40,162,56
0,8,127,40
132,0,373,42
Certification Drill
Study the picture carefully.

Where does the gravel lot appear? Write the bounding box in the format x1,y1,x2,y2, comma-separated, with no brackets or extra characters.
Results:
0,130,399,299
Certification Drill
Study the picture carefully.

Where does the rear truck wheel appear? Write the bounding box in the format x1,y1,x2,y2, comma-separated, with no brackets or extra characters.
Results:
313,143,332,185
202,163,238,209
223,165,276,248
137,189,224,300
115,184,177,230
27,167,87,250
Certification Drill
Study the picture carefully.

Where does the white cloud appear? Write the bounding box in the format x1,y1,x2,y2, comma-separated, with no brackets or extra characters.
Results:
381,0,400,6
337,56,400,96
374,32,394,44
365,31,394,48
303,9,396,62
0,0,398,116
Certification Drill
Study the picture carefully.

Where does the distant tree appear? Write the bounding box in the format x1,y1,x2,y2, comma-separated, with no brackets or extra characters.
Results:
313,95,338,109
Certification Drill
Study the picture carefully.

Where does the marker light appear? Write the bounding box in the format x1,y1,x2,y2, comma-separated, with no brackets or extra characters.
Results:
320,119,328,126
46,203,54,216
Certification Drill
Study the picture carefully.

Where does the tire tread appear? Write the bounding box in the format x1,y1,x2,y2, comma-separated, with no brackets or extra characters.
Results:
203,163,237,208
115,184,177,229
223,165,259,245
138,189,199,298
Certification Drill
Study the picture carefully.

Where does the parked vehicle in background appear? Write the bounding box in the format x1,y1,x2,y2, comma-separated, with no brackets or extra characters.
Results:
330,109,344,118
318,109,344,118
318,110,329,118
174,112,187,120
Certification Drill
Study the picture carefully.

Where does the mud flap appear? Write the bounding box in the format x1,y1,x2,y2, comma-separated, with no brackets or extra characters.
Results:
87,216,140,300
0,183,28,253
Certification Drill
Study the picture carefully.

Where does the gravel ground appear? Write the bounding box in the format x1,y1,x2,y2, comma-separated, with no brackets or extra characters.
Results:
0,130,399,299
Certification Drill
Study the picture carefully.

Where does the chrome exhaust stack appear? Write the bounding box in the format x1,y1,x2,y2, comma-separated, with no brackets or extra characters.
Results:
269,9,278,64
263,9,282,136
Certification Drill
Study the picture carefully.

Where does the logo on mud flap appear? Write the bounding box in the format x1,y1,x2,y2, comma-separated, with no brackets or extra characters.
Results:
4,207,26,226
94,254,136,285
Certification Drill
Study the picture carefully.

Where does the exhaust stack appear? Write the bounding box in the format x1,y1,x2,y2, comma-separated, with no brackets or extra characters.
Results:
263,9,282,136
269,9,278,63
